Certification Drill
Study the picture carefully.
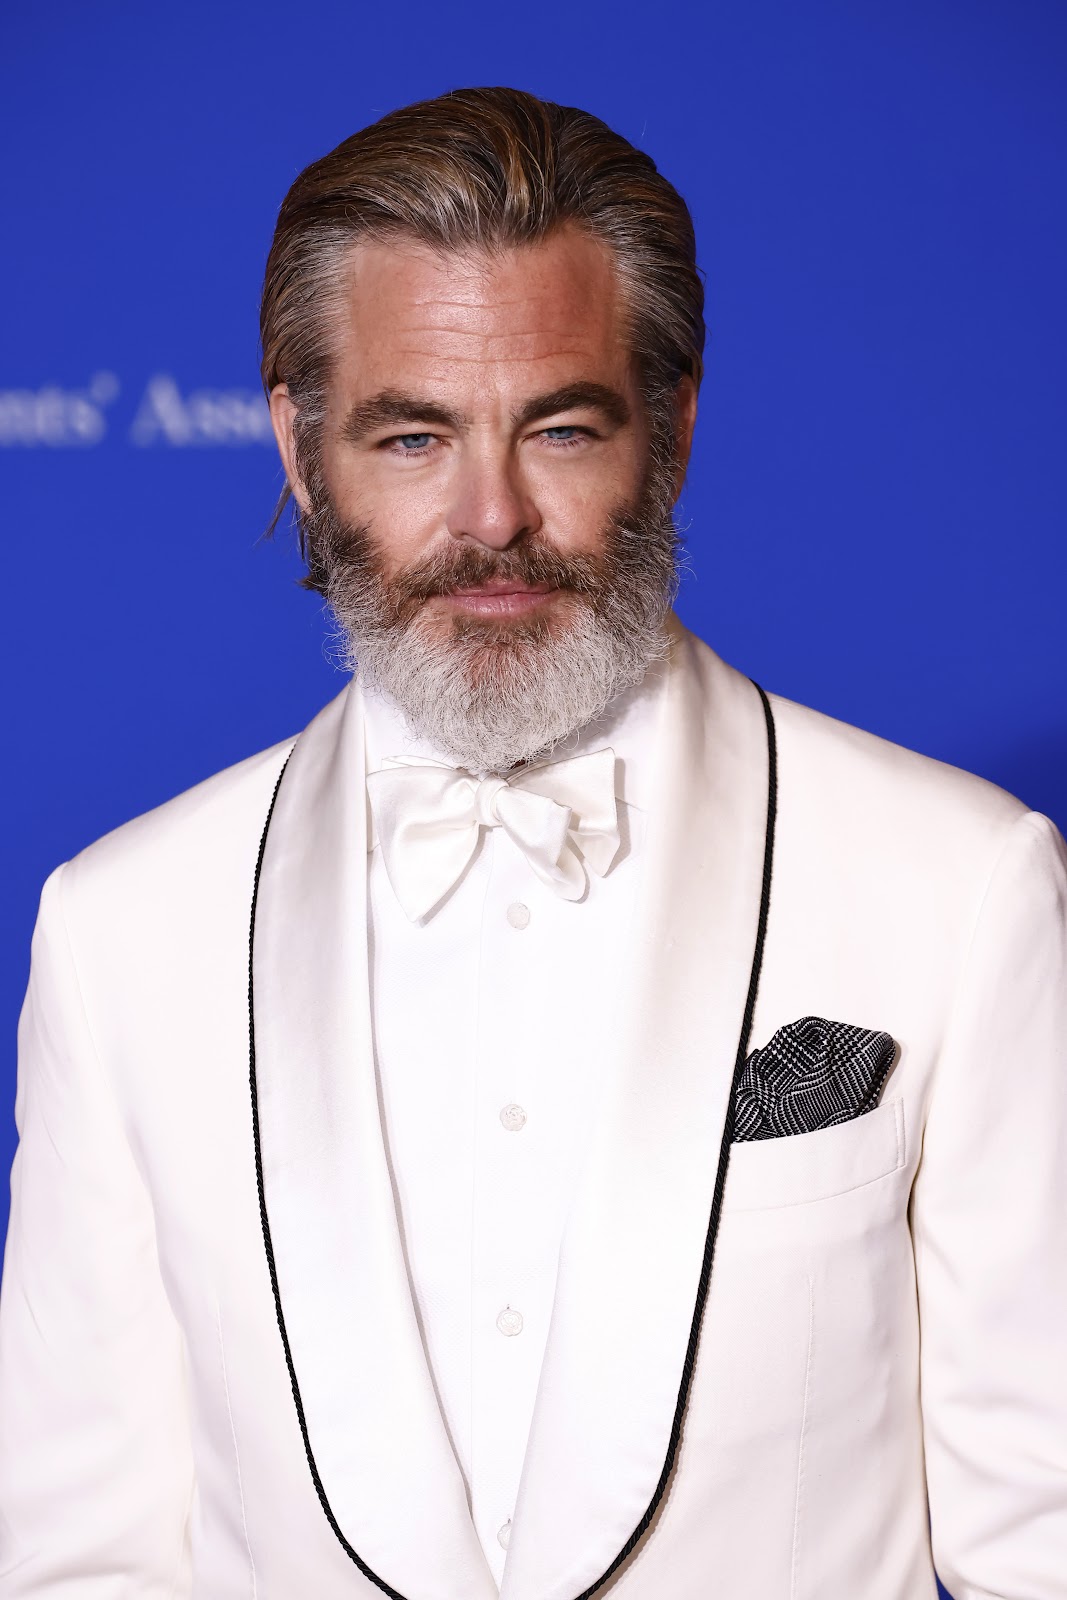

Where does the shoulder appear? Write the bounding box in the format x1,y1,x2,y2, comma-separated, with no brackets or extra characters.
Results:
66,736,294,884
767,683,1026,839
769,682,1058,918
680,623,1048,900
53,689,347,939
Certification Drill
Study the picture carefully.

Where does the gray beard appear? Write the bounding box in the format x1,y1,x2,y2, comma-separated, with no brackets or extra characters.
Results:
304,470,680,774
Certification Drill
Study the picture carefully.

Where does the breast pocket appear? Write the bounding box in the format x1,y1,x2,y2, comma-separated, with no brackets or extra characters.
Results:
722,1096,906,1212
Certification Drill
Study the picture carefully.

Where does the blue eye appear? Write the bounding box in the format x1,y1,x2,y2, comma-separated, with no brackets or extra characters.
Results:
395,433,434,450
544,426,579,441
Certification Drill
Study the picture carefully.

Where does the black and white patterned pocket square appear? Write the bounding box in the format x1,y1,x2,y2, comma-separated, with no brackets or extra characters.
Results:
734,1015,896,1143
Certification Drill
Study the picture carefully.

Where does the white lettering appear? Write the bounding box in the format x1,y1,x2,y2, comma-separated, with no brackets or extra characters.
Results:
0,372,119,446
130,375,273,446
0,372,273,447
129,375,193,445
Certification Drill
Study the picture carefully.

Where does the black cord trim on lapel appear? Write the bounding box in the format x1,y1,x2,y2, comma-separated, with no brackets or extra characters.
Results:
248,752,410,1600
569,677,778,1599
247,679,778,1600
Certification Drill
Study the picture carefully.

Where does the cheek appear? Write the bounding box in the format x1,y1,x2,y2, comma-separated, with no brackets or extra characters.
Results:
526,443,645,547
320,442,446,564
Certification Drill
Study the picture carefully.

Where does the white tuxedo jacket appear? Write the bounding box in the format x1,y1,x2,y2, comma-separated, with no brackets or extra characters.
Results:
1,622,1065,1600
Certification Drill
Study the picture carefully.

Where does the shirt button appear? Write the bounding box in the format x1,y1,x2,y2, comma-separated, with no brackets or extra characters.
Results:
496,1307,524,1337
506,902,530,929
499,1103,527,1132
497,1519,512,1550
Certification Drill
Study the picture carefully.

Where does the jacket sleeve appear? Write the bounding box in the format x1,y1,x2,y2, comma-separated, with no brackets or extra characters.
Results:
0,865,195,1596
911,810,1067,1599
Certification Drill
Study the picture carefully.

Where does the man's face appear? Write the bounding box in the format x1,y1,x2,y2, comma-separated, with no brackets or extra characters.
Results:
273,226,691,632
269,226,696,770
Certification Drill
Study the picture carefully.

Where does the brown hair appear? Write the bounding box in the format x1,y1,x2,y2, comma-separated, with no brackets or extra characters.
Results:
260,86,704,540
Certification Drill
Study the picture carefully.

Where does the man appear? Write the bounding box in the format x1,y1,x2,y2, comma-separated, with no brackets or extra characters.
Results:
0,86,1064,1600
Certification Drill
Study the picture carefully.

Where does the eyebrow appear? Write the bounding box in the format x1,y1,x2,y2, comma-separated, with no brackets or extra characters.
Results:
340,390,467,442
339,380,631,444
512,382,631,431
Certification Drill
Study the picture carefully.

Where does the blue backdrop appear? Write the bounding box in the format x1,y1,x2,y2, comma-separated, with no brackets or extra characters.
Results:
2,7,1065,1592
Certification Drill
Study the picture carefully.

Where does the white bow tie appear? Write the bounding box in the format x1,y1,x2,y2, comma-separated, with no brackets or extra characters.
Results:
366,746,622,922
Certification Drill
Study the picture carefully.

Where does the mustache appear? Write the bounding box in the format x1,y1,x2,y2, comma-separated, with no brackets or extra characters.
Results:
311,510,634,628
388,535,605,608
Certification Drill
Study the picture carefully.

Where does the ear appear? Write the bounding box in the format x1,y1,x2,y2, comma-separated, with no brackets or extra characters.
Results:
268,384,311,515
670,375,699,503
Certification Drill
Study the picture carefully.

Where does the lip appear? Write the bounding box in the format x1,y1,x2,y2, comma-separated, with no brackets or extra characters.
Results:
442,583,558,617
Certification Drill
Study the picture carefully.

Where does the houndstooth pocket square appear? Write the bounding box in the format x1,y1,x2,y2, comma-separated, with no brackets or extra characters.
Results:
734,1015,897,1143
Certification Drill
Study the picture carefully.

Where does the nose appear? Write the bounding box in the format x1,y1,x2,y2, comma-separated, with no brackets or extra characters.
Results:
445,448,542,550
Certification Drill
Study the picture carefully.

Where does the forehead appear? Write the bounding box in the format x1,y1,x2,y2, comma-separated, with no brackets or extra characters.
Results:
328,227,631,403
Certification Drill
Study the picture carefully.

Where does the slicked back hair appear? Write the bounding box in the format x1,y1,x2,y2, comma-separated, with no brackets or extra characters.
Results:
260,86,705,547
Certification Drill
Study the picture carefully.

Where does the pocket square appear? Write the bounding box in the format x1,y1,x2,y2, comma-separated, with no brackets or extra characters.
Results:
734,1015,896,1143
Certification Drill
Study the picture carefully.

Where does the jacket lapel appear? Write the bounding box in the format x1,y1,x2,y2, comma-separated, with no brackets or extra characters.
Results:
250,677,497,1600
500,624,773,1600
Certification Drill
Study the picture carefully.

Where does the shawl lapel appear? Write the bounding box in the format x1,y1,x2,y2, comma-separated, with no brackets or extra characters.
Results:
500,624,774,1600
249,623,774,1600
250,678,497,1600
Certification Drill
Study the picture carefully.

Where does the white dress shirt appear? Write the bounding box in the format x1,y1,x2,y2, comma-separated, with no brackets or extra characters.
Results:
362,663,667,1583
